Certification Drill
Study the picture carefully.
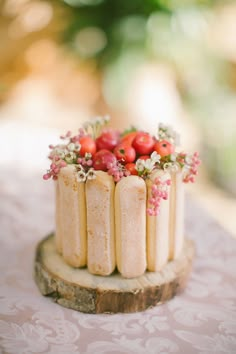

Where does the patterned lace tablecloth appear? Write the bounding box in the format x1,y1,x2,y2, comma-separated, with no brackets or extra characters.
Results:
0,169,236,354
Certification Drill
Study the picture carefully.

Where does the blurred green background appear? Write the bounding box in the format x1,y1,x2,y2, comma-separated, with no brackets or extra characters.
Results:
0,0,236,232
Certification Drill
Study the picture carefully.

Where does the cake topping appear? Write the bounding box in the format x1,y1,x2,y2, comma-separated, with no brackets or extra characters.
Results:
43,116,201,215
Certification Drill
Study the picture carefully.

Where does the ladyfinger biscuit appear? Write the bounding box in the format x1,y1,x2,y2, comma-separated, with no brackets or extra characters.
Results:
146,170,171,271
115,176,146,278
169,169,185,260
86,171,116,276
59,165,87,267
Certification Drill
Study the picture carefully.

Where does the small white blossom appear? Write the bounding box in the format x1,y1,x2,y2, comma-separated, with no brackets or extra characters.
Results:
135,159,145,172
94,115,110,125
170,154,177,162
150,151,161,163
185,155,193,165
83,122,89,130
182,164,190,174
85,152,92,160
74,143,81,152
135,157,157,174
158,123,180,145
57,150,66,159
57,144,67,149
77,170,86,182
143,159,155,171
94,116,103,125
83,115,110,139
163,162,179,172
76,164,83,172
86,168,96,180
104,115,110,123
65,151,75,163
67,143,75,151
51,146,67,159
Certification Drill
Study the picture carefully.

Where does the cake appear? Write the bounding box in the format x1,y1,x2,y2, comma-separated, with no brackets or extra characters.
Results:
43,116,200,280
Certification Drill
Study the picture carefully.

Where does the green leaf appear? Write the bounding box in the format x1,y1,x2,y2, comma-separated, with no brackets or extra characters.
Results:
121,126,138,137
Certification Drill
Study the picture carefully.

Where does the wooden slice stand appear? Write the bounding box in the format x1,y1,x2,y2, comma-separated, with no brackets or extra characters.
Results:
34,234,194,314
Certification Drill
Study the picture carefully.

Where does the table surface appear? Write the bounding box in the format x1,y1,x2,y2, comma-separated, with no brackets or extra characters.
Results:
0,169,236,354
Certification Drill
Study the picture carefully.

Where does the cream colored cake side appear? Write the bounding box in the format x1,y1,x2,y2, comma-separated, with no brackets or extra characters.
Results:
146,170,171,272
55,180,62,254
58,165,87,267
86,171,116,276
55,165,185,275
115,176,147,278
169,169,185,260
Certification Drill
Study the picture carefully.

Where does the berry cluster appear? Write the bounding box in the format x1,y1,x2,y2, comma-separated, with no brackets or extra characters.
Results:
147,177,172,216
43,158,67,181
107,161,130,182
182,152,201,183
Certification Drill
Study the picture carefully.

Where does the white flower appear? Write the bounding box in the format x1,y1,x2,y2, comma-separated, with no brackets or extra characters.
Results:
103,115,110,123
94,116,103,125
76,164,83,172
185,155,192,165
65,151,75,163
158,123,180,145
163,162,179,172
74,143,81,152
83,122,89,130
67,143,75,151
56,149,66,159
135,159,145,172
94,115,110,125
50,146,66,159
83,115,110,139
182,164,190,175
136,157,156,174
92,116,110,127
77,170,86,182
57,144,67,149
85,152,92,160
170,154,177,162
143,159,155,171
150,151,161,163
86,168,96,180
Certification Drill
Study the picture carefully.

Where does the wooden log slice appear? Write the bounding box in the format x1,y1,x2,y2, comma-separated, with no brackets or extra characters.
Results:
34,234,194,314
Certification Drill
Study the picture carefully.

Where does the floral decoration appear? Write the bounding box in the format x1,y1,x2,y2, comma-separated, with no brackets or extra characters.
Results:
147,177,171,216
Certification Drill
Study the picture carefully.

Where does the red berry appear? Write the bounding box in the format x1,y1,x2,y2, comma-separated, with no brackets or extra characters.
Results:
43,173,50,180
93,149,117,171
125,163,138,175
132,132,155,155
138,155,150,160
79,136,97,156
154,140,174,157
114,144,136,163
121,131,138,146
96,129,120,151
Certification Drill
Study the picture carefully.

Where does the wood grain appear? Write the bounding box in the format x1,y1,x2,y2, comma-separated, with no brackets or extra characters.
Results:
34,234,194,314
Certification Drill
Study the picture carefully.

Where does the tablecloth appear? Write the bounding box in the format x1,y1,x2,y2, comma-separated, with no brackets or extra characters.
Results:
0,169,236,354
